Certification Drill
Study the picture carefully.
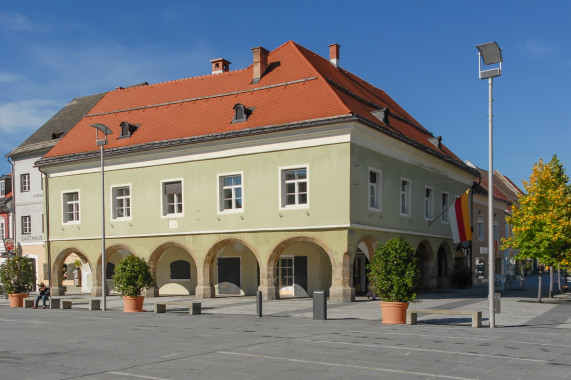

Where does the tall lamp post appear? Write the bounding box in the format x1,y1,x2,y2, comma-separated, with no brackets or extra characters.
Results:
89,123,113,311
475,41,503,328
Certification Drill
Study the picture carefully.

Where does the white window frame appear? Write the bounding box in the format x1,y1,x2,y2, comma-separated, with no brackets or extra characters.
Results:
400,178,411,216
111,184,132,221
368,168,382,211
0,217,5,240
279,165,309,209
478,218,484,241
161,179,184,218
0,180,4,197
20,173,30,192
441,192,449,223
217,172,244,214
424,186,434,220
62,190,80,224
21,215,31,235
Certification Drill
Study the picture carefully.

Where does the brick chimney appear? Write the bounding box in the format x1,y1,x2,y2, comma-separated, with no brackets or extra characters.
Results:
210,58,231,75
329,43,340,68
251,46,269,83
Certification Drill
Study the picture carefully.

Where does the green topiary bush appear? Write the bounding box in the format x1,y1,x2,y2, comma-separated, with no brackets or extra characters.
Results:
112,255,154,297
0,256,36,294
367,237,421,303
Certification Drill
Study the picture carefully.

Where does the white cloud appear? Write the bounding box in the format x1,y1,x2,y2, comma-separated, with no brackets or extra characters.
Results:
521,41,558,56
0,99,61,134
0,12,36,32
0,72,22,84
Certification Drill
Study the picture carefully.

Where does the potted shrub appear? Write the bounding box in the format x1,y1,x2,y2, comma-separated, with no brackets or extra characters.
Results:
0,256,36,307
112,255,154,312
367,237,421,324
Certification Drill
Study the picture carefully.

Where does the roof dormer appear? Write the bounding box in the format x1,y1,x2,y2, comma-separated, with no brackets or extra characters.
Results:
119,122,139,139
232,104,253,124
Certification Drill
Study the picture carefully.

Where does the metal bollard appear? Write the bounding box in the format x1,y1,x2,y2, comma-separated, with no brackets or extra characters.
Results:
256,290,262,317
494,292,501,313
313,290,327,320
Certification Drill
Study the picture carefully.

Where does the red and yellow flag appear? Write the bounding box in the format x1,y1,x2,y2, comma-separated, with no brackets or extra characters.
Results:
450,189,472,243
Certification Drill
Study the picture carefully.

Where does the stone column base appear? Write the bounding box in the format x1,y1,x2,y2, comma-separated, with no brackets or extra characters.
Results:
195,285,215,299
259,285,278,300
91,285,102,297
144,287,159,297
50,286,66,296
329,286,354,303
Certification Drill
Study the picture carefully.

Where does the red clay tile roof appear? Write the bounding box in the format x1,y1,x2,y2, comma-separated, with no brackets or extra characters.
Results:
42,41,471,171
474,168,513,203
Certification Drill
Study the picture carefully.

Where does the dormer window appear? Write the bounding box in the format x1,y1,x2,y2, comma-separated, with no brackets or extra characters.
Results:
52,131,64,140
119,122,139,139
232,104,253,124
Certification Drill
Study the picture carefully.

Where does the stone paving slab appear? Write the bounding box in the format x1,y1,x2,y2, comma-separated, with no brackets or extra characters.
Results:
0,276,569,379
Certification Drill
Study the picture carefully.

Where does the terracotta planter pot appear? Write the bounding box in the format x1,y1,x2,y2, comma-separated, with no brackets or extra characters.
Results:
8,293,28,308
123,296,145,312
380,301,409,324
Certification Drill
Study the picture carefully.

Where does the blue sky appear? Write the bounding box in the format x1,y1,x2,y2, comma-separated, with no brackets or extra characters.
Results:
1,1,570,187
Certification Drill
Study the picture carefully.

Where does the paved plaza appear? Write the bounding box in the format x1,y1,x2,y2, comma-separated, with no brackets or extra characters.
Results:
0,275,569,379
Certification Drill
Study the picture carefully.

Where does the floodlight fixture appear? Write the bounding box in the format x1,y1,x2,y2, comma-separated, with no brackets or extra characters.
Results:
476,41,503,79
89,123,113,146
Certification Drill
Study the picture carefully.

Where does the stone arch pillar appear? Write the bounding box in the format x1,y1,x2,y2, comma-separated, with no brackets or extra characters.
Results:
329,251,353,302
260,253,278,300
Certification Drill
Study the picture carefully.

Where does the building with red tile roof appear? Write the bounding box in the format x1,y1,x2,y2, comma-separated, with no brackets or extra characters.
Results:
467,161,524,284
36,41,479,301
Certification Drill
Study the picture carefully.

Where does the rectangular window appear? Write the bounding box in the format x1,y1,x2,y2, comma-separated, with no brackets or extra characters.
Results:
441,192,449,223
494,221,499,241
0,218,5,240
400,178,411,216
21,216,31,235
0,180,4,197
163,181,183,216
112,186,131,220
219,174,243,211
282,168,308,207
63,191,80,223
424,187,434,219
478,218,484,241
20,173,30,192
369,169,381,210
278,257,294,287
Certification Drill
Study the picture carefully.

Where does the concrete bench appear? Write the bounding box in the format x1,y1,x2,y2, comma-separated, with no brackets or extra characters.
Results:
154,301,201,315
407,308,482,328
24,297,71,309
89,299,101,311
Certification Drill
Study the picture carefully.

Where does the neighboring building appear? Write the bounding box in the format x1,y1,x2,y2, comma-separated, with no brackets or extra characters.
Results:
36,41,479,301
0,173,13,255
6,93,107,287
494,169,526,275
467,161,513,283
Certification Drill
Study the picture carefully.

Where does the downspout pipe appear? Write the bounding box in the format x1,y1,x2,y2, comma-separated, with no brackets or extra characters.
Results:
37,166,51,289
6,156,16,245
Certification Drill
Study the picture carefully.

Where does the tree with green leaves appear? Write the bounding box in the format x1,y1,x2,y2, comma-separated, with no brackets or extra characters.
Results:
502,155,571,301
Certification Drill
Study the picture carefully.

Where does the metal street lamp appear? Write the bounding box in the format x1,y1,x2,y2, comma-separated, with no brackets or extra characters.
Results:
89,123,112,311
475,41,502,328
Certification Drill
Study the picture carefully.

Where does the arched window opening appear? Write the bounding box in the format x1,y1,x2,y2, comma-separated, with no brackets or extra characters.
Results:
170,260,191,280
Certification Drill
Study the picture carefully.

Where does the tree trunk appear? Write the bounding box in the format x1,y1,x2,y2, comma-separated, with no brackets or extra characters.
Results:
549,267,554,298
557,265,562,293
538,272,543,303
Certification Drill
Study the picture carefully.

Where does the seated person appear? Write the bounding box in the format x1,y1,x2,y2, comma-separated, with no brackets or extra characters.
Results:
33,283,50,309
